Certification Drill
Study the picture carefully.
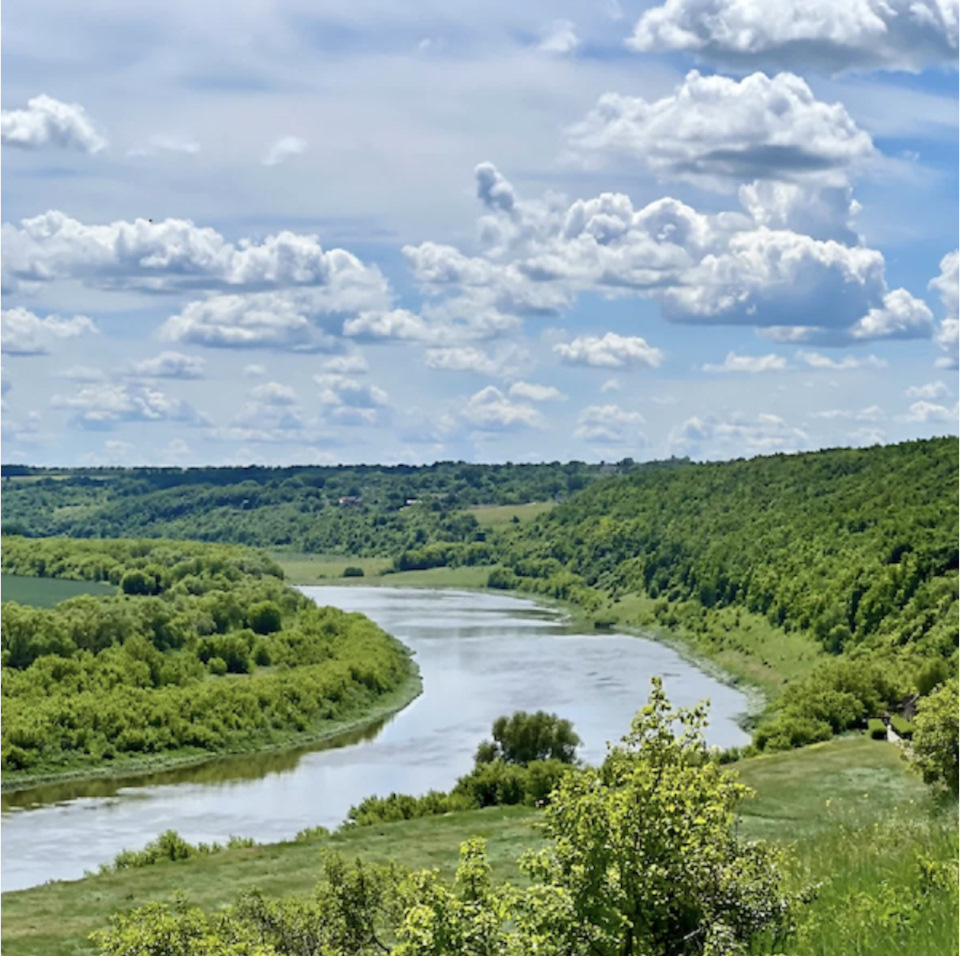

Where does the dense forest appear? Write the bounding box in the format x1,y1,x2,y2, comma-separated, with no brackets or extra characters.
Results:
0,460,673,551
471,438,958,750
0,537,415,783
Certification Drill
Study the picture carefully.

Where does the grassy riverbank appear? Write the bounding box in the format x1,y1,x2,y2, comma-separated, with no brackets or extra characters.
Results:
275,552,815,704
3,737,949,956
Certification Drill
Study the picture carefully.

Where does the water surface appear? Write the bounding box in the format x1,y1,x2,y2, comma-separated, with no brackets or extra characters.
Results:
1,587,748,892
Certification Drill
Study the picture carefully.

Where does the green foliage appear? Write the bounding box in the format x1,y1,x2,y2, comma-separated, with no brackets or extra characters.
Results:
475,710,581,766
102,831,257,872
891,716,916,738
343,566,365,578
1,537,413,781
867,718,887,740
94,682,797,956
908,679,959,796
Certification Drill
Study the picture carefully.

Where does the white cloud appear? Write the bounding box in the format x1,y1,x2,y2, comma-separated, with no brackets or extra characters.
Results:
314,373,389,426
243,363,266,377
1,307,97,355
848,427,887,446
671,411,807,456
507,381,565,402
702,352,788,373
796,351,887,370
262,136,307,167
51,383,205,429
461,385,544,431
426,346,501,375
2,211,390,298
811,405,885,421
627,0,960,74
565,71,874,189
130,351,206,379
555,332,664,369
1,94,107,153
160,291,350,351
404,164,917,344
906,381,949,400
323,353,369,374
930,251,959,369
896,400,957,423
600,378,621,393
537,20,580,55
573,404,646,442
250,382,297,405
343,309,432,342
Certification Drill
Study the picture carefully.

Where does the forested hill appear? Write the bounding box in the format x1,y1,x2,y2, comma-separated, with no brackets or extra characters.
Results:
0,459,685,552
493,437,958,661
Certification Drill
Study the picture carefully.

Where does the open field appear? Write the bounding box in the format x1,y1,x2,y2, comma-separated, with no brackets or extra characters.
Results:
1,736,943,956
0,574,116,607
269,552,394,583
466,501,555,527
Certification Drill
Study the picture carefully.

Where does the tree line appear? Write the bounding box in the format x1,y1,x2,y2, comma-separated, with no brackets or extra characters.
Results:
1,537,414,781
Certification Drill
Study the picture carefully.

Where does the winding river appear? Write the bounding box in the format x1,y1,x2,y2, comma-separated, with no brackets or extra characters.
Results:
1,587,750,893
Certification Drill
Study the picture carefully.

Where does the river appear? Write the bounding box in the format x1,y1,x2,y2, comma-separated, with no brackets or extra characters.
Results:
0,586,750,892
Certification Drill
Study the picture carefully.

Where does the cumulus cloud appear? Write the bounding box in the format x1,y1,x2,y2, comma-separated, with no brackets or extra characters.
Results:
314,373,389,426
896,400,957,423
810,405,885,421
250,382,297,405
671,411,807,457
461,386,544,431
796,351,887,369
61,365,105,382
130,351,206,379
627,0,960,74
1,94,107,153
343,309,433,342
537,20,580,55
930,251,959,369
262,136,307,166
1,307,97,355
160,291,357,352
906,381,950,400
323,353,369,374
243,363,266,377
51,383,205,429
573,404,646,442
555,332,664,369
404,163,919,346
702,352,788,373
601,378,621,393
565,71,874,189
2,211,390,299
507,381,565,402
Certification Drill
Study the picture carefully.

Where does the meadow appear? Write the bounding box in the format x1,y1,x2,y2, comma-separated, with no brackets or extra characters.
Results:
2,736,953,956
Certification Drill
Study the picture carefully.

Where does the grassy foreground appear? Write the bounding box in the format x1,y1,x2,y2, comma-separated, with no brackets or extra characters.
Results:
2,737,947,956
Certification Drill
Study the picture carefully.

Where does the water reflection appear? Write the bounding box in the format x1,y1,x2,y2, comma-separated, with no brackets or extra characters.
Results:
1,587,749,892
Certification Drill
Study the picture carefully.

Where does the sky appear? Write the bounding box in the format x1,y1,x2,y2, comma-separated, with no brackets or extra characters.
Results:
1,0,958,467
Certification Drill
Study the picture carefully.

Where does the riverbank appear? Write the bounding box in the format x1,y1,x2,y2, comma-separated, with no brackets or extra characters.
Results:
1,664,423,794
278,553,819,718
2,736,942,956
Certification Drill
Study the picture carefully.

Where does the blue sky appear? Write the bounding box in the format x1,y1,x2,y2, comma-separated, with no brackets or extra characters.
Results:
2,0,957,466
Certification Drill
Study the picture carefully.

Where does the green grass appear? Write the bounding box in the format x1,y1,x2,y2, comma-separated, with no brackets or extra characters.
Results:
270,553,394,584
465,502,555,528
0,574,116,608
2,736,944,956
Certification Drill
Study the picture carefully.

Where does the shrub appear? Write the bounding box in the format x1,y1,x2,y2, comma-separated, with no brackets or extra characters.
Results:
342,566,365,578
247,600,282,635
891,716,916,738
207,656,227,676
867,718,887,740
475,710,581,766
908,679,959,796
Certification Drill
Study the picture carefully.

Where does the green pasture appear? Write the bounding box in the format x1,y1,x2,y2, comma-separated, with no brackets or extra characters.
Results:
0,575,116,608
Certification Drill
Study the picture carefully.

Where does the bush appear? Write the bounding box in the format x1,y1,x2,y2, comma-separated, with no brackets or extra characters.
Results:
891,715,916,738
247,600,282,635
908,679,959,796
207,656,227,676
475,710,581,766
867,718,887,740
342,566,365,578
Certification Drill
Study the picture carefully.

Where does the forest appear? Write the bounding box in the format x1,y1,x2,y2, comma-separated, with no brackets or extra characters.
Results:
0,537,416,784
0,459,662,550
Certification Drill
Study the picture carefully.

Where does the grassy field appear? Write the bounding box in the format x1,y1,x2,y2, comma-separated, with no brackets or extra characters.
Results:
3,736,948,956
466,501,555,527
0,574,116,607
269,552,394,583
